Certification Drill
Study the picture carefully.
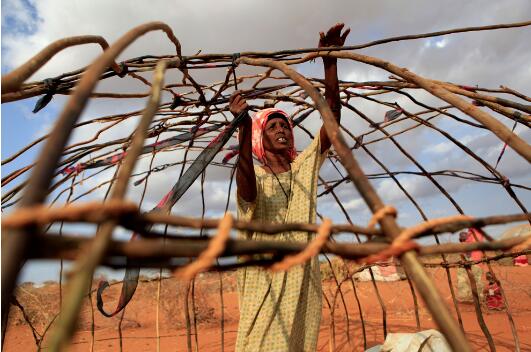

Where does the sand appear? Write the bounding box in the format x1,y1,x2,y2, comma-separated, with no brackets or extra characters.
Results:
4,265,530,351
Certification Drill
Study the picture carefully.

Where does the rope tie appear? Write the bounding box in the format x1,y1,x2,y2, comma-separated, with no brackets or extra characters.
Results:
33,78,60,113
367,205,397,229
363,214,474,264
174,212,233,280
170,94,182,109
353,135,364,149
147,121,167,138
271,218,332,272
117,62,129,78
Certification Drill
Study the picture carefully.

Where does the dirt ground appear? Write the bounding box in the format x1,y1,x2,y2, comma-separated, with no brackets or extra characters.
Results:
4,264,531,351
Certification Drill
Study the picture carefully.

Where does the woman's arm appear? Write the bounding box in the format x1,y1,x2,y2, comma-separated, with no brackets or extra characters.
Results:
230,91,257,202
319,23,350,153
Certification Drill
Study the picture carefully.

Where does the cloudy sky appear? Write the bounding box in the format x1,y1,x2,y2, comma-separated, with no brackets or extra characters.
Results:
2,0,530,283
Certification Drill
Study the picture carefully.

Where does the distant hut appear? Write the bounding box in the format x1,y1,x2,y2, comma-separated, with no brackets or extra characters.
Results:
354,237,405,281
500,224,530,267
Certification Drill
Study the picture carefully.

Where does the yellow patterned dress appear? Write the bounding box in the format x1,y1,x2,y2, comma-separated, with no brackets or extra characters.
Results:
236,135,326,352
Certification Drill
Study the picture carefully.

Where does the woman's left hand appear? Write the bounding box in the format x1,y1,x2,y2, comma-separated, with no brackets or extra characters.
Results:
318,23,350,48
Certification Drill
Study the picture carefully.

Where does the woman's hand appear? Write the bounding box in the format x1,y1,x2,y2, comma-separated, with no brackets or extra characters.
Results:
318,23,350,48
318,23,349,153
232,90,256,202
229,90,248,117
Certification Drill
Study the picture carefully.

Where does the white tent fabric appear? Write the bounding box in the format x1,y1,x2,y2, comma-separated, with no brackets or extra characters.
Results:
500,224,530,266
500,224,530,240
365,329,451,352
355,258,403,282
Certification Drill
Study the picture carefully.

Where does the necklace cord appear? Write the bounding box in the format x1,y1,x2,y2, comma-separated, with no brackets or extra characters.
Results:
265,163,291,202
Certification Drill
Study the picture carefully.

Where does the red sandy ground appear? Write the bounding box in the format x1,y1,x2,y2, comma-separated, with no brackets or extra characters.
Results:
4,265,531,351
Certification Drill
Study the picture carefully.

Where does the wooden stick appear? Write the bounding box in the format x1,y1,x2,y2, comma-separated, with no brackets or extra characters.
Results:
175,213,233,280
47,58,170,351
1,36,122,94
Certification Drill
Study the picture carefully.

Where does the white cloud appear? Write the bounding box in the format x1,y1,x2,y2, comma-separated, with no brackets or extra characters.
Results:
3,0,530,228
435,38,448,48
423,37,449,49
426,141,454,155
343,198,364,211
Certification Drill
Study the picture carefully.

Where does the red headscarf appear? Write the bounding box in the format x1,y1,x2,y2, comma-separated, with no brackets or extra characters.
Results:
251,108,297,165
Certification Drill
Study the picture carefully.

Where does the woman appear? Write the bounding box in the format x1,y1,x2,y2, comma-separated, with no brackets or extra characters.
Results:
483,272,504,311
229,24,350,351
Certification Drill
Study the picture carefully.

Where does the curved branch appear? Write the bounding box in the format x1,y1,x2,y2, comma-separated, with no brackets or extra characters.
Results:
1,35,122,94
1,22,181,344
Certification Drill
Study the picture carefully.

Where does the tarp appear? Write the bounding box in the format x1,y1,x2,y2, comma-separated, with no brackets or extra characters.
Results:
365,329,451,352
97,111,248,317
499,224,530,266
355,260,403,282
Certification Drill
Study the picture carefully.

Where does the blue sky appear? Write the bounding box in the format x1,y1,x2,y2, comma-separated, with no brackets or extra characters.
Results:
2,0,530,283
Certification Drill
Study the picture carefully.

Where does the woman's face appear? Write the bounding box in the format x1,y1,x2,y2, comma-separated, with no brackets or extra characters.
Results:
262,116,292,154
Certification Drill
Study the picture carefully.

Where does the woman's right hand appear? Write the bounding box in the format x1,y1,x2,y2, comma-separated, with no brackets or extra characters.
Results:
229,90,248,117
